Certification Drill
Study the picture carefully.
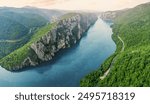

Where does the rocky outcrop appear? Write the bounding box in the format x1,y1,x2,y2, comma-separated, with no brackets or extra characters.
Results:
100,9,127,21
100,11,117,20
19,13,97,69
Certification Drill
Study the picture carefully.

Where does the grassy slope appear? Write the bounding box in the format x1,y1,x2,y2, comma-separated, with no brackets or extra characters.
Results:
0,23,56,70
81,3,150,87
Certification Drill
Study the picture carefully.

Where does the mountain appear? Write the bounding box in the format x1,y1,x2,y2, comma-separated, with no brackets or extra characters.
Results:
0,10,48,40
80,2,150,87
0,15,28,40
0,13,97,71
0,7,67,22
0,7,65,59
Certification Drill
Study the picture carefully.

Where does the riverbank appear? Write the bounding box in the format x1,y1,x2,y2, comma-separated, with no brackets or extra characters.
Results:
80,23,125,87
81,2,150,87
0,18,116,87
100,35,125,80
80,22,119,87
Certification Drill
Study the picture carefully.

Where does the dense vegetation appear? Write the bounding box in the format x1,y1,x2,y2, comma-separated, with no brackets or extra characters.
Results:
0,11,75,70
0,7,59,59
0,23,56,70
0,10,48,40
0,15,28,40
81,2,150,87
0,7,66,59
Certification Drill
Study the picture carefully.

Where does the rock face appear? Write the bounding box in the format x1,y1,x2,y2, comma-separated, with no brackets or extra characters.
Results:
20,13,97,69
100,11,117,20
100,9,128,21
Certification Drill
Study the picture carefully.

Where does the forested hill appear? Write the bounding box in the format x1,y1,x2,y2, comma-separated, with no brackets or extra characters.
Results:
0,7,66,40
0,7,65,59
80,2,150,87
0,13,97,71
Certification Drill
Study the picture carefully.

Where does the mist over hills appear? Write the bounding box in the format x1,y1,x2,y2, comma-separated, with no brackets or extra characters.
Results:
0,7,66,59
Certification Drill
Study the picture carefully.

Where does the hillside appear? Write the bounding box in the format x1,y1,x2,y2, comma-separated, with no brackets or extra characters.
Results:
0,13,97,71
0,7,65,59
0,8,49,39
0,7,66,22
0,15,28,40
80,2,150,87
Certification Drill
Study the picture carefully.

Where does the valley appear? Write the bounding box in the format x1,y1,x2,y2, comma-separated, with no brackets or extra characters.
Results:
81,2,150,87
0,18,116,87
0,2,150,87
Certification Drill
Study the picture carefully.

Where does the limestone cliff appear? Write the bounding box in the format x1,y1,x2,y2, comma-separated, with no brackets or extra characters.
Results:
30,14,97,62
100,9,127,21
5,13,97,70
100,11,117,20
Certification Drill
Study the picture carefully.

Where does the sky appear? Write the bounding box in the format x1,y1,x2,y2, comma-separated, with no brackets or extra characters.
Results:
0,0,149,11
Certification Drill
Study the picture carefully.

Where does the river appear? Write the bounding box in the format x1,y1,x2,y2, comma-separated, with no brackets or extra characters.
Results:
0,18,116,87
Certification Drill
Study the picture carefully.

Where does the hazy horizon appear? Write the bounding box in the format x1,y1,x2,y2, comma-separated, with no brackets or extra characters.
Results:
0,0,150,11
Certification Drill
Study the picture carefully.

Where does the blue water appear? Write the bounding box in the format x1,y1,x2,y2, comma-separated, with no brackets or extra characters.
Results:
0,18,116,87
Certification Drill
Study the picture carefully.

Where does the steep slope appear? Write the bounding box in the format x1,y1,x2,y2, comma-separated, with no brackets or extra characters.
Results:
0,13,97,71
0,7,61,59
81,2,150,87
0,8,49,39
0,15,28,40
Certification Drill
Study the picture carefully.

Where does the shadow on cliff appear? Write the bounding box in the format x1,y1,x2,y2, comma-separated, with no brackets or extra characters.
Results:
13,31,90,74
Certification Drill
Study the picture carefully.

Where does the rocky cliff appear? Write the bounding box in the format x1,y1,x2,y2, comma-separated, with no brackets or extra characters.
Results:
30,13,97,62
100,9,127,21
100,11,117,20
1,13,97,70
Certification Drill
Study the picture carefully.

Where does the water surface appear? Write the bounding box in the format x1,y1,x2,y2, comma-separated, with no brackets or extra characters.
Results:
0,18,116,87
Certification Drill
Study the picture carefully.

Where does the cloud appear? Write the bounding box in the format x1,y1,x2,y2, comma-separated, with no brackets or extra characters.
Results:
0,0,149,11
0,0,65,7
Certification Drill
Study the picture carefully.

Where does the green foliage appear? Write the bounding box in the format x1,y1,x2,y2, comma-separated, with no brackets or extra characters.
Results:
101,54,117,73
0,15,28,40
0,12,76,70
80,70,101,87
0,11,48,40
81,2,150,87
0,39,27,59
0,9,48,59
98,46,150,87
80,54,116,87
0,23,56,70
1,12,48,28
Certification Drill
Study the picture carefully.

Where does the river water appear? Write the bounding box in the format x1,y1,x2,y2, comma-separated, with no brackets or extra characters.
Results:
0,18,116,87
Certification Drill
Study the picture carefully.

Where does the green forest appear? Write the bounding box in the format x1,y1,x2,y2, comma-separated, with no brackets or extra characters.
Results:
0,8,51,60
0,13,78,70
81,3,150,87
0,23,56,70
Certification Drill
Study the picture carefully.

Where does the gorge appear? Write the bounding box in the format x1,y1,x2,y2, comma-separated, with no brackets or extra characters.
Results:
0,18,116,86
81,2,150,87
0,13,97,70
